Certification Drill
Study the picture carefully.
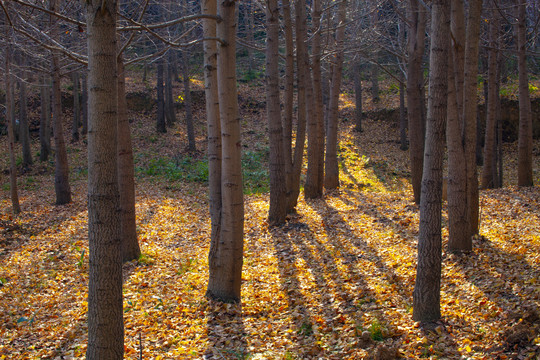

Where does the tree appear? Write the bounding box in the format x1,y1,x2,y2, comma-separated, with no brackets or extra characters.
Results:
4,13,21,214
117,54,140,262
304,0,324,199
481,9,501,189
265,0,287,225
516,0,533,186
446,0,483,252
413,0,449,323
206,0,244,302
50,0,71,205
86,0,123,357
39,75,51,162
72,71,80,142
156,57,167,133
324,0,348,190
406,0,427,204
18,64,33,167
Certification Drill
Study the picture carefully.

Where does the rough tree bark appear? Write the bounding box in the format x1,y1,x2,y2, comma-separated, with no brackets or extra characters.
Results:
413,0,449,323
324,0,348,190
287,0,308,212
86,0,123,358
406,0,427,204
202,0,222,299
266,0,287,225
117,55,140,262
305,0,324,199
206,0,244,302
51,0,71,205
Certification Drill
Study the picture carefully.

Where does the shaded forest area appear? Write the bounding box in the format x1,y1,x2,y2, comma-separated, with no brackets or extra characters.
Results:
1,71,539,358
1,0,540,359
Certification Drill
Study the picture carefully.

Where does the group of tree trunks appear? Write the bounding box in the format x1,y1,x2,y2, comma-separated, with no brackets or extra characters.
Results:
2,0,536,355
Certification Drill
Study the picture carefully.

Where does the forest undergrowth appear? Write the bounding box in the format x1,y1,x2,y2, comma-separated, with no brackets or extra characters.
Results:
0,74,539,359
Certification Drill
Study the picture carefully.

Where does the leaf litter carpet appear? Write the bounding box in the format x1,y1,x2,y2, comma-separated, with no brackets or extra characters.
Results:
1,103,539,359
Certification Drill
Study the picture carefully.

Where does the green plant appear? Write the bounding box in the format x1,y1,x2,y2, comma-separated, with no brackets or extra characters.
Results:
298,321,313,336
138,253,154,265
369,318,385,341
75,246,85,268
242,149,269,194
177,258,195,275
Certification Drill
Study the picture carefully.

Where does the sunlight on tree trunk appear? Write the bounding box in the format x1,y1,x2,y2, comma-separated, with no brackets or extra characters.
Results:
413,0,449,323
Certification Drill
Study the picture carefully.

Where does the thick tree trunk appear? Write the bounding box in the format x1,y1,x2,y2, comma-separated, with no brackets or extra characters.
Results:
5,25,20,214
413,0,449,323
324,0,347,190
72,72,80,142
19,76,33,167
202,0,222,297
287,0,308,212
40,76,51,162
181,49,196,152
156,58,166,133
266,0,287,226
463,0,482,239
354,62,363,133
86,1,123,358
117,56,140,262
305,0,324,199
206,0,244,303
516,1,533,187
406,0,427,204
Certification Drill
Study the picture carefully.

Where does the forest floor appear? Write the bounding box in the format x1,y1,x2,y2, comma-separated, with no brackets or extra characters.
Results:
0,72,539,359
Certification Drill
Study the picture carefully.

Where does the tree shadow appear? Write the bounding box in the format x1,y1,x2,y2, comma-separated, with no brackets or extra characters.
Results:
204,301,248,359
450,236,540,355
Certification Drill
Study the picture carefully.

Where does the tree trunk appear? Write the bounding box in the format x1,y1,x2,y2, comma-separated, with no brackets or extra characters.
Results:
413,0,449,323
481,11,499,189
117,55,140,262
354,62,363,133
40,76,51,162
282,0,295,210
202,0,222,300
324,0,347,190
516,1,533,186
50,0,71,205
19,75,33,167
165,54,176,127
5,23,20,214
206,0,244,303
305,0,324,199
406,0,427,204
181,49,196,152
156,58,166,133
266,0,287,226
86,1,124,358
72,72,80,142
82,74,88,135
462,0,482,238
287,0,308,212
399,75,408,150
